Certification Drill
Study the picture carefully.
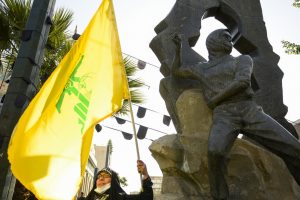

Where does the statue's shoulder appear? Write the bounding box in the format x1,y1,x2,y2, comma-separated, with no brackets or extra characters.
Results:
235,54,253,65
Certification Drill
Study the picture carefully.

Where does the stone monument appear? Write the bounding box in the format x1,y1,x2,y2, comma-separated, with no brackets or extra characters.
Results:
149,0,300,199
150,89,300,199
149,0,298,137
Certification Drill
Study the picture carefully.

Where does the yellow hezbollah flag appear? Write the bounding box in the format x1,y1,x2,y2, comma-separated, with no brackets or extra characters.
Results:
8,0,129,199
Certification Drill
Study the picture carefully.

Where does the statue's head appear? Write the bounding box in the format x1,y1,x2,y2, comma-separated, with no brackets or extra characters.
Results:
206,29,232,60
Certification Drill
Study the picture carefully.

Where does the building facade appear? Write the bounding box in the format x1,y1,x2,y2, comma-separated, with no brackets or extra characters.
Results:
151,176,162,195
76,144,109,198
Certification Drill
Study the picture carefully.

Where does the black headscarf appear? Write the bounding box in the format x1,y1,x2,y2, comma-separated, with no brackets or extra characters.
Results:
87,167,126,200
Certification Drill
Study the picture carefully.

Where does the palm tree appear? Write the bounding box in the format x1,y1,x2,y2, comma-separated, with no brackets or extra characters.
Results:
41,7,74,83
0,0,73,199
119,56,144,115
0,0,32,83
0,0,74,85
0,0,144,106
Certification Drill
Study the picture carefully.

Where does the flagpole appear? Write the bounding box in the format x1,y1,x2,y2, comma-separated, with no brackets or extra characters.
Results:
110,0,143,188
128,97,143,187
129,99,141,160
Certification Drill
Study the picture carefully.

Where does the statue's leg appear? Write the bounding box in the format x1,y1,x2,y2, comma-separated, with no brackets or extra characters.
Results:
208,108,239,200
273,115,299,139
242,102,300,185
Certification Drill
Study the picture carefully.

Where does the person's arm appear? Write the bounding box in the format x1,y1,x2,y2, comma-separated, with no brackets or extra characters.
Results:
137,160,153,199
207,55,253,108
84,190,94,200
171,34,201,79
124,160,153,200
136,160,149,180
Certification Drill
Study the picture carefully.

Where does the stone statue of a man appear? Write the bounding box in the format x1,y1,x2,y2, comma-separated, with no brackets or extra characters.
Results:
172,29,300,200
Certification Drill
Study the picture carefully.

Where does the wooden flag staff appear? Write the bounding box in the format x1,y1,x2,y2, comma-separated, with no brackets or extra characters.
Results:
128,97,143,188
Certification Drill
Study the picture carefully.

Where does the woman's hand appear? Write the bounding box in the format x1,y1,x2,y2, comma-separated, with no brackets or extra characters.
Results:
137,160,149,180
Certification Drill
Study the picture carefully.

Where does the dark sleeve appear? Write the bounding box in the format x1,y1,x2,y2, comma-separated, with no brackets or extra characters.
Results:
84,191,94,200
123,177,153,200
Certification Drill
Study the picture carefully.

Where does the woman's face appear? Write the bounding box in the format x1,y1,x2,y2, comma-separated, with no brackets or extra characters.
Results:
96,172,112,187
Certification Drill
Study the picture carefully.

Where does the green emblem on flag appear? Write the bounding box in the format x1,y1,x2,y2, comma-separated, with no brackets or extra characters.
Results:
56,55,92,133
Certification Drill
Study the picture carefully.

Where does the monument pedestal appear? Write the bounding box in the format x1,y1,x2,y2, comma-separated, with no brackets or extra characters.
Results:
150,89,300,200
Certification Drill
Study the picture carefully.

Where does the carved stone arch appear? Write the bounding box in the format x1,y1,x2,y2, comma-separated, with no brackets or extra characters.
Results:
150,0,298,137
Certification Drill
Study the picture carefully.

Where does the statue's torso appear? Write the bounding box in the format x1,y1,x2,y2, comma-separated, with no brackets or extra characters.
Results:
198,56,253,104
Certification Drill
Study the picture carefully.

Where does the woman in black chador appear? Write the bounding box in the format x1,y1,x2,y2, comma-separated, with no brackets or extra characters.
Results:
85,160,153,200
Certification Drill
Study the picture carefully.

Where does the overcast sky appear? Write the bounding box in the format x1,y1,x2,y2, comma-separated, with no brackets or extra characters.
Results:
55,0,300,193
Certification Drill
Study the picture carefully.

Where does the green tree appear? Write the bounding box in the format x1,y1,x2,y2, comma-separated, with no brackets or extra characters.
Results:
0,0,74,84
119,56,144,115
0,0,144,107
40,7,74,83
0,0,32,83
0,0,74,199
282,41,300,54
293,0,300,8
282,0,300,54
